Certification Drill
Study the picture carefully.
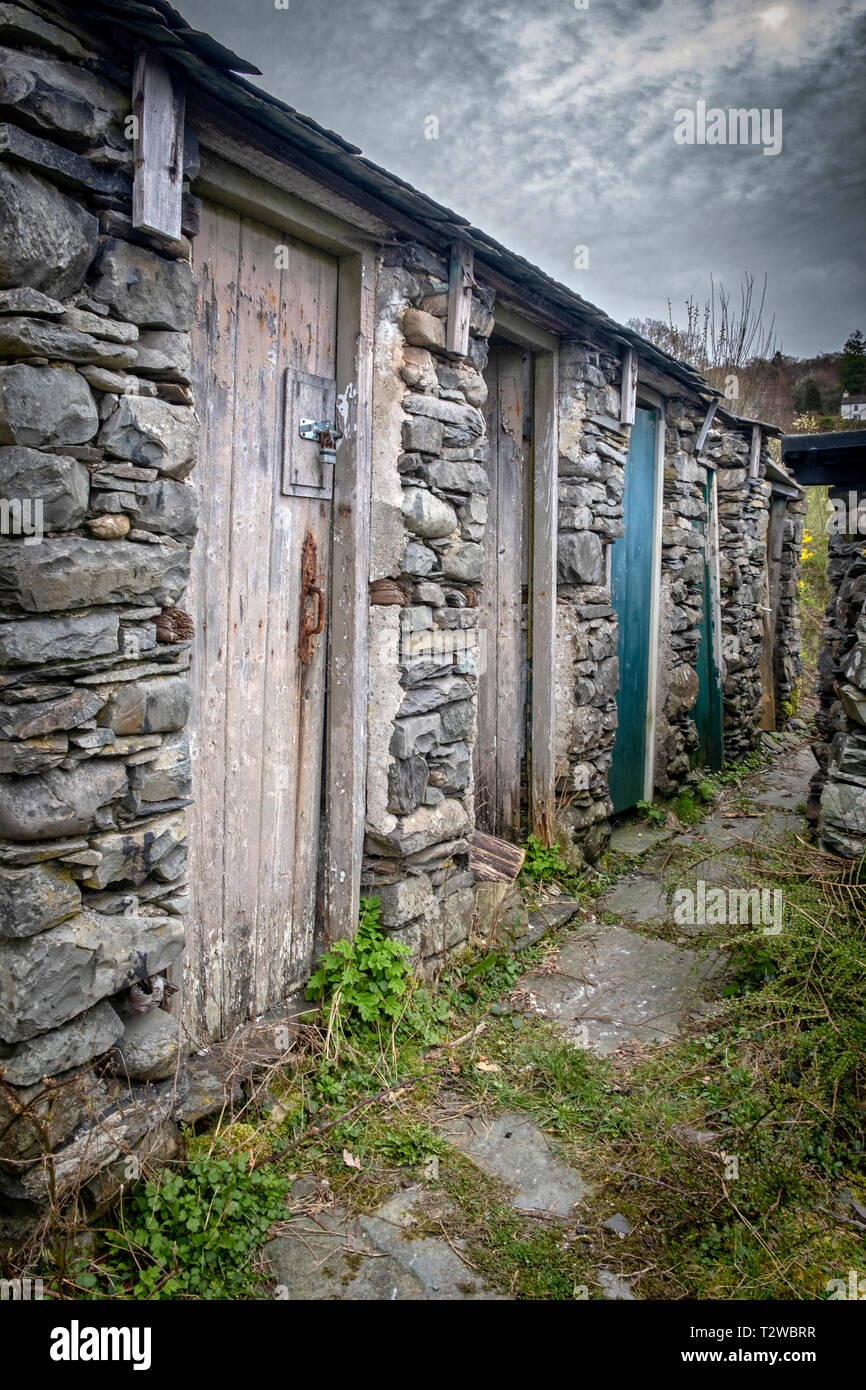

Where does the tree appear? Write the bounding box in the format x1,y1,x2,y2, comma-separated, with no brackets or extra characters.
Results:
796,378,823,414
839,330,866,394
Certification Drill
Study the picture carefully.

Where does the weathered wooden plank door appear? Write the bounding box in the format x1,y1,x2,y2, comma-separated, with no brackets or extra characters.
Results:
476,347,529,838
695,476,725,767
186,199,338,1039
609,406,657,812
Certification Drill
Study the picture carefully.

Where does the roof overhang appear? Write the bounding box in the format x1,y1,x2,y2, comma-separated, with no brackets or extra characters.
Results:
781,431,866,486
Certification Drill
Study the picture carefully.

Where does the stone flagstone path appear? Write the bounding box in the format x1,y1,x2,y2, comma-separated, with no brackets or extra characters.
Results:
263,736,816,1300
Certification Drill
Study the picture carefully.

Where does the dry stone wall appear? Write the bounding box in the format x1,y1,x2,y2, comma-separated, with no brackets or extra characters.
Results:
0,6,198,1241
364,242,493,971
813,486,866,858
553,337,627,865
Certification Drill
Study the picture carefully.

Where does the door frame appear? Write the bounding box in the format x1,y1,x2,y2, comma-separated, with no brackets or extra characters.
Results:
191,135,376,947
484,304,559,845
634,385,665,803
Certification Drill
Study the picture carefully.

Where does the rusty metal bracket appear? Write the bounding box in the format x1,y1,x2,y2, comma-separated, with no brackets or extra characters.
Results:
298,532,326,665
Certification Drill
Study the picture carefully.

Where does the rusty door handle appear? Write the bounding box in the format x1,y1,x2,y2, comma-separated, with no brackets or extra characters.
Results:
309,586,326,636
298,533,326,665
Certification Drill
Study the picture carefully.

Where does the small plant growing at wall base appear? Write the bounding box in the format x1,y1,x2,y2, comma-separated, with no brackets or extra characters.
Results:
636,799,667,828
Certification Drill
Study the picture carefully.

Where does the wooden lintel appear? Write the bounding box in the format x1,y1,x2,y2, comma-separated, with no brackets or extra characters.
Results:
750,424,762,477
132,48,185,240
695,399,718,454
620,346,638,425
446,241,474,356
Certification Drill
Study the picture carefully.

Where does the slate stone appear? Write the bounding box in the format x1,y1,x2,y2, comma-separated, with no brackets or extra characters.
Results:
91,240,196,331
438,699,474,741
0,287,62,316
0,47,127,146
387,754,428,814
402,413,443,455
83,811,186,889
99,395,198,478
0,735,66,775
0,910,184,1042
0,364,97,446
0,446,89,529
0,536,189,611
437,1111,590,1215
0,610,119,667
375,873,435,928
366,797,469,857
428,740,470,792
558,531,604,585
0,860,80,937
423,459,490,495
265,1181,504,1300
0,760,126,840
441,541,483,582
133,330,192,383
111,1007,187,1083
390,712,440,758
0,1000,122,1086
402,392,484,443
0,6,88,61
132,478,198,540
401,486,457,540
0,316,135,368
0,688,105,739
403,541,437,576
400,676,471,716
0,164,98,299
130,731,191,806
519,926,723,1056
98,675,190,736
0,1069,97,1160
59,309,138,344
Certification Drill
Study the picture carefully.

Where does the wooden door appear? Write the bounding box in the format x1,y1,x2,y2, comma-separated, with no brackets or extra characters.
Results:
695,476,725,767
609,406,657,812
185,200,338,1039
476,347,529,838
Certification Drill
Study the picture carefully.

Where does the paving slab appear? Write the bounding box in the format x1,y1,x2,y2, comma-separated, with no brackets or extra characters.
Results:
437,1110,590,1215
597,1267,636,1300
264,1182,503,1300
610,824,675,857
750,744,816,812
514,899,582,950
519,925,723,1056
599,874,669,925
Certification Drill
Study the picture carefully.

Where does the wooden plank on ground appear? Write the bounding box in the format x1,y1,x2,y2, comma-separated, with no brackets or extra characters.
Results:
470,829,526,882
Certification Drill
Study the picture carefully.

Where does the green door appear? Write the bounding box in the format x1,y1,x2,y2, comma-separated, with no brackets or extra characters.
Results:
693,477,724,770
609,406,657,813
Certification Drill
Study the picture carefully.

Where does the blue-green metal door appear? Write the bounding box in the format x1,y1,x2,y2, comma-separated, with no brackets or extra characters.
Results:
693,477,724,770
609,407,657,813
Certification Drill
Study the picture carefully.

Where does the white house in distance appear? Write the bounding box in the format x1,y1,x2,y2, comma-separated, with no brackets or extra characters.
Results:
840,392,866,420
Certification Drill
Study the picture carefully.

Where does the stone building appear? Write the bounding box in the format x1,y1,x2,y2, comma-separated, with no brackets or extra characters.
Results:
783,430,866,859
0,0,803,1238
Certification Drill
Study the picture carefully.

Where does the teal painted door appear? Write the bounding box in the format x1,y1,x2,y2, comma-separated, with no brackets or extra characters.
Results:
609,407,657,813
693,477,724,770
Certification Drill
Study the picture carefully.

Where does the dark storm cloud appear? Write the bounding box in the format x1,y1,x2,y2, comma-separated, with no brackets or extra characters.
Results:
175,0,866,355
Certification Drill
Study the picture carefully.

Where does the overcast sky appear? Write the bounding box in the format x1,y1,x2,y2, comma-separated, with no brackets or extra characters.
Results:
176,0,865,358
